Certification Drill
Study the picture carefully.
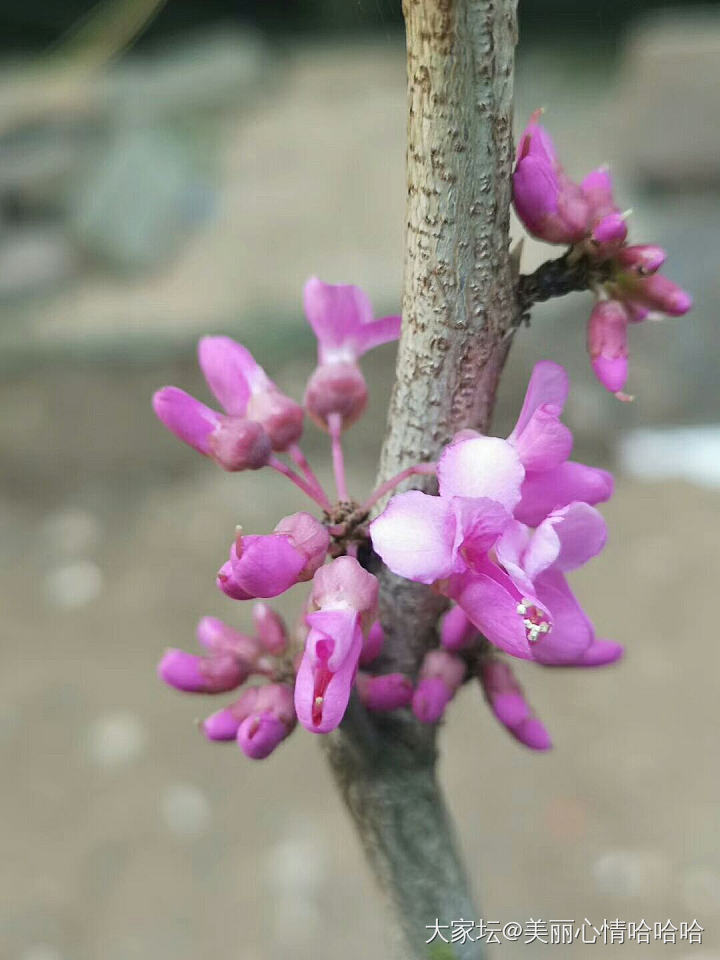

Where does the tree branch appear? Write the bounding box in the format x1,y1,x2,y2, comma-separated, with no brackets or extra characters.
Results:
324,2,519,956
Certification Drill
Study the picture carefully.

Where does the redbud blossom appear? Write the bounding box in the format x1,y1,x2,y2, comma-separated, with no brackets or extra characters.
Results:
478,659,552,751
158,649,247,694
587,300,630,394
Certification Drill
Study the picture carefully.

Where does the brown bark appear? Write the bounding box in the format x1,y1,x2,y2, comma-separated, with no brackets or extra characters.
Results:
324,2,519,956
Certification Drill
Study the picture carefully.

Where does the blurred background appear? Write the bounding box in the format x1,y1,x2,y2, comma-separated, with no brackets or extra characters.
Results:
2,1,719,958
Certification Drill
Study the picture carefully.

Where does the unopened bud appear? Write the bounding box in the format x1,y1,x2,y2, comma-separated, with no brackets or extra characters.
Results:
304,361,368,431
209,417,271,471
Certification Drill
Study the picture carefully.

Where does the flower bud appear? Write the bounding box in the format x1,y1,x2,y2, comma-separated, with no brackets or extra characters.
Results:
616,244,666,275
628,273,692,316
591,211,627,247
356,672,413,711
360,621,385,666
440,605,477,652
237,714,290,759
273,512,330,581
304,361,368,431
478,659,552,751
252,603,288,655
209,417,272,471
587,300,629,394
412,650,466,724
196,616,261,662
158,649,246,693
246,388,304,451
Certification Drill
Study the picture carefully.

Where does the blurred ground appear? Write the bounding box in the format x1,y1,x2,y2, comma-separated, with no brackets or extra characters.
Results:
2,18,720,960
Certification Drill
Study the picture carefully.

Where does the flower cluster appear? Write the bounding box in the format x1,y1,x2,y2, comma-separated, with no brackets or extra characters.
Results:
154,278,417,758
513,110,692,397
154,280,621,755
370,361,621,750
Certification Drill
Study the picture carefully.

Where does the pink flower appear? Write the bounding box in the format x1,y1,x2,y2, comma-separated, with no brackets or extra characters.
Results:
294,556,379,733
412,650,466,724
153,386,271,471
198,336,304,451
448,501,610,664
217,512,330,600
478,658,552,751
371,362,613,579
303,277,401,430
360,620,385,666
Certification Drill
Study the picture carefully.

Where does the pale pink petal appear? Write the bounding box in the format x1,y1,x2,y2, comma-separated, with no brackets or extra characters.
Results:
352,314,402,357
303,276,373,360
310,556,379,620
515,462,614,528
510,404,573,472
523,502,607,580
370,491,456,584
152,386,218,455
438,436,525,510
509,360,570,441
450,496,512,566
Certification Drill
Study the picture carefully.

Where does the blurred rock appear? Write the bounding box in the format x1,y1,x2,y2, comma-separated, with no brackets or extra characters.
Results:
616,10,720,186
0,226,77,300
69,126,212,274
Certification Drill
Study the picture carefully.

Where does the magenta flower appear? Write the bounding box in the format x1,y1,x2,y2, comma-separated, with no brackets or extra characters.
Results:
448,501,611,663
294,556,379,733
478,658,552,751
303,277,401,431
587,300,630,394
371,361,613,578
217,511,330,600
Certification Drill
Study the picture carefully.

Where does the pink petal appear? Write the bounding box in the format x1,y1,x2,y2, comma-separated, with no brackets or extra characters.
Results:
548,638,624,668
438,436,524,511
152,386,218,455
294,625,362,734
352,314,402,357
509,404,573,472
509,360,570,440
580,167,615,220
446,565,534,660
370,491,456,584
531,570,594,664
303,276,373,361
360,621,385,666
515,462,614,528
450,496,512,567
198,336,266,415
523,502,607,580
513,155,561,238
305,608,360,673
592,212,628,246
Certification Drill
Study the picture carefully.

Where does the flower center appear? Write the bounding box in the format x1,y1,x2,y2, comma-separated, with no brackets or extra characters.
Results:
516,597,551,644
